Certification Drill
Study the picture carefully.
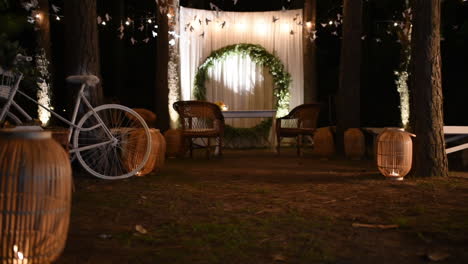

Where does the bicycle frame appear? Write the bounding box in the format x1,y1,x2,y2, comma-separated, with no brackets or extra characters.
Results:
0,76,115,154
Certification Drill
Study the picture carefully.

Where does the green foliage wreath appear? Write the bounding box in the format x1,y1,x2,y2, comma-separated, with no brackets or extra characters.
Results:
193,43,291,117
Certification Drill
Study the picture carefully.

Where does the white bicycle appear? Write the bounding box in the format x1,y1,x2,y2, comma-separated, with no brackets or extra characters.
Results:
0,70,151,180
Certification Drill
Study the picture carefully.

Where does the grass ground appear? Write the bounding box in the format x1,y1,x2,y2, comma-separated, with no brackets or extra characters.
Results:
56,149,468,264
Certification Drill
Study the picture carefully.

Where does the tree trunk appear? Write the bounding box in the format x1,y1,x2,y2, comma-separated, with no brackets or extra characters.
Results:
168,0,181,129
155,1,170,131
36,0,52,61
336,0,363,153
64,0,103,107
303,0,317,103
410,0,448,177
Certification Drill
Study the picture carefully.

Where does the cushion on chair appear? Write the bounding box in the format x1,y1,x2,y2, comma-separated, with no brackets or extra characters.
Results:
278,127,316,137
182,128,219,137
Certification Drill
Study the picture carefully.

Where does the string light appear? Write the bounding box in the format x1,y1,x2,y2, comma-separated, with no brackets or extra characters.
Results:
101,21,106,26
56,16,60,21
393,22,399,27
125,20,130,26
147,19,152,24
328,20,333,25
305,21,313,29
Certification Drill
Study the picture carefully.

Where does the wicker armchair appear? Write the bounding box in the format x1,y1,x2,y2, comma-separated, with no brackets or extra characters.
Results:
173,100,225,158
276,103,321,155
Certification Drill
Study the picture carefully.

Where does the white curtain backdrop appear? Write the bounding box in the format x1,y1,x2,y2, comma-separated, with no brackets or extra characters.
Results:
179,7,304,127
206,55,274,127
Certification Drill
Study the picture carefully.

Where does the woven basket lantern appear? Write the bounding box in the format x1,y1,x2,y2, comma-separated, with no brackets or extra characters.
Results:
124,128,166,176
312,127,335,158
344,128,365,160
376,128,415,180
164,129,185,158
131,108,157,128
0,129,72,264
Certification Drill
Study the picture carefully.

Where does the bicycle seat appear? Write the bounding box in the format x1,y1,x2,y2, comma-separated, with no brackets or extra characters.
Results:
66,75,100,87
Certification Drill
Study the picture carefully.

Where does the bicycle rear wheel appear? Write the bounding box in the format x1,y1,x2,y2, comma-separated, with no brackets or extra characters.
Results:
73,104,151,180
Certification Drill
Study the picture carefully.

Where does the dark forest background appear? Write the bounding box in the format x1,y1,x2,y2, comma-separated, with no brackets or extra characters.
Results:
1,0,468,127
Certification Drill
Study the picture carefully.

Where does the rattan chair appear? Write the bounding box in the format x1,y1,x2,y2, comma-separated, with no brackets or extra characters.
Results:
173,100,225,158
276,103,321,155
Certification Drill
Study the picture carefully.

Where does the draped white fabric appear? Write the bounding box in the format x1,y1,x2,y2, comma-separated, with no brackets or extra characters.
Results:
206,55,274,127
179,7,304,127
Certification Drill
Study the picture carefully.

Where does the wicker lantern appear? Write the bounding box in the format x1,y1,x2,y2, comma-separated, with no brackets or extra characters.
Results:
376,128,415,180
131,108,157,128
0,129,72,264
164,129,185,158
124,128,166,176
344,128,365,160
312,127,335,158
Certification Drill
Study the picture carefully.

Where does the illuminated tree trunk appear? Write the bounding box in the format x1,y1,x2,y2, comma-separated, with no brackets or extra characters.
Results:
303,0,317,103
395,0,412,129
36,0,53,125
64,0,103,106
168,0,181,129
336,0,363,153
410,0,448,178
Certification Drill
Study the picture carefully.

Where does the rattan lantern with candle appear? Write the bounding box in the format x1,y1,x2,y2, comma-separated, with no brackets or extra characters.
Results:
0,129,72,264
123,128,166,176
376,127,415,180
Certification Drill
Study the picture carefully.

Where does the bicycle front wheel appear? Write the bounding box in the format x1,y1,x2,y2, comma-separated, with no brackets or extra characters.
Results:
73,104,151,180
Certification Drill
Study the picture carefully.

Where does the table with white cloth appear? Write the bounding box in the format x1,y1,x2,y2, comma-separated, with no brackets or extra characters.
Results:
220,110,277,152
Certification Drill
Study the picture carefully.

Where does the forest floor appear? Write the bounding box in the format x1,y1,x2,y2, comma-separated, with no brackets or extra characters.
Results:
56,148,468,264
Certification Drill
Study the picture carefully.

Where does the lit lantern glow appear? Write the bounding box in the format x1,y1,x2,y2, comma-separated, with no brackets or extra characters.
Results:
377,128,415,180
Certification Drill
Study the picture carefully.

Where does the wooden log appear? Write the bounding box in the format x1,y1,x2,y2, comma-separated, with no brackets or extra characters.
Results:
313,127,335,158
344,128,365,160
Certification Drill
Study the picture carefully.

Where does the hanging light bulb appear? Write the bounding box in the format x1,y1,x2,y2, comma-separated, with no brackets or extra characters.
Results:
56,16,60,21
125,20,130,26
101,21,106,26
328,20,333,25
393,22,399,27
147,19,152,24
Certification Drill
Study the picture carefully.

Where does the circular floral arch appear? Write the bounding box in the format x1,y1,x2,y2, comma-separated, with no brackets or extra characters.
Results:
193,43,291,116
